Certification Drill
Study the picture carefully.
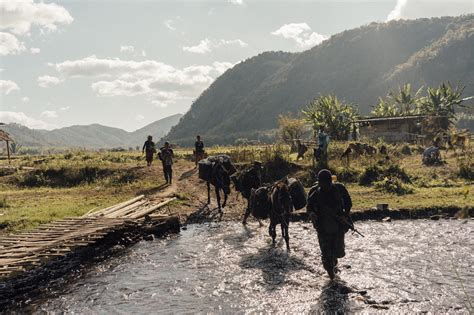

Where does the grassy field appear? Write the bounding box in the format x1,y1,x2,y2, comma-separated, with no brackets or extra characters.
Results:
0,151,165,232
0,142,472,233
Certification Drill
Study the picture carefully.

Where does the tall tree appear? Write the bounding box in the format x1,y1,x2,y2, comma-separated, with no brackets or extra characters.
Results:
277,114,307,144
302,95,358,140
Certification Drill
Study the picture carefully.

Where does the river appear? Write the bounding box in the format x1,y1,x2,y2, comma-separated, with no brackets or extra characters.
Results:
31,219,473,313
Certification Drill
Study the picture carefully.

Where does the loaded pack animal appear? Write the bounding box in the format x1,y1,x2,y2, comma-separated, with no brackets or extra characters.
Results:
340,142,377,163
231,161,263,225
255,177,307,250
269,179,293,250
198,155,236,212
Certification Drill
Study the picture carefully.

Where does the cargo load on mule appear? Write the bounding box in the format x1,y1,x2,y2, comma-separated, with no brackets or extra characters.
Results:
198,154,236,183
198,159,213,182
249,186,271,219
287,177,307,210
199,154,236,211
232,168,261,199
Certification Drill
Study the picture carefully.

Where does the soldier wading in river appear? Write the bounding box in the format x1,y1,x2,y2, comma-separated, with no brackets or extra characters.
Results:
307,169,353,280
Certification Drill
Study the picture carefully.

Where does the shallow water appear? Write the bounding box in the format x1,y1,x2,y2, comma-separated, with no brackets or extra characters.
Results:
33,219,473,313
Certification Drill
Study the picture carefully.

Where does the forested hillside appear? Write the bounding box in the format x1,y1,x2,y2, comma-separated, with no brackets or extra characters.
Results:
166,15,474,145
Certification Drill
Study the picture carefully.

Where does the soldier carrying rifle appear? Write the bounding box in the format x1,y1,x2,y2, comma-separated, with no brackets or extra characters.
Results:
307,169,359,280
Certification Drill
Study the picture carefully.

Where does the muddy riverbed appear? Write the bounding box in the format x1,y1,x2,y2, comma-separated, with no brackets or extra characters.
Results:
27,219,473,313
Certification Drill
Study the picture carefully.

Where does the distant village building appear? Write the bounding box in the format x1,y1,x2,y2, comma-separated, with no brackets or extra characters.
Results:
353,115,449,144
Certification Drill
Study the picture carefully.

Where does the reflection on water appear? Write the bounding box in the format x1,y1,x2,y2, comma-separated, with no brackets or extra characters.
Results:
33,219,473,313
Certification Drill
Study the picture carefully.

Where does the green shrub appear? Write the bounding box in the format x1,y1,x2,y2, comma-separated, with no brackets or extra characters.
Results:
374,177,414,195
18,172,47,187
359,164,412,185
400,144,412,155
385,164,411,183
336,167,360,183
0,197,9,208
359,165,382,185
458,156,473,180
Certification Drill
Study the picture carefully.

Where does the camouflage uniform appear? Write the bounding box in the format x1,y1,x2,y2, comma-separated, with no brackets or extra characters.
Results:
307,181,352,279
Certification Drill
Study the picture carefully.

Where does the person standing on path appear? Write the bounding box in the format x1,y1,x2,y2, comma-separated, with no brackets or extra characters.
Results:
194,135,205,166
142,135,156,167
158,141,174,184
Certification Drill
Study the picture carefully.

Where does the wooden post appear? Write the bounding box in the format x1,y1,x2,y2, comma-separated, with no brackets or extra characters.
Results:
6,140,10,164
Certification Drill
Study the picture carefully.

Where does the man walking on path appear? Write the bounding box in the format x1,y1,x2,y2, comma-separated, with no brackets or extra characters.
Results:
158,141,174,184
194,135,205,166
306,169,352,280
142,135,156,167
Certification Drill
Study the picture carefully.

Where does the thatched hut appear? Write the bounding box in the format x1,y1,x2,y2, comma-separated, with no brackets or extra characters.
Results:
354,115,449,144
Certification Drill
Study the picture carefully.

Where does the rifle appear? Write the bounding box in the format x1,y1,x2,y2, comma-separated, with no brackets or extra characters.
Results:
337,214,365,237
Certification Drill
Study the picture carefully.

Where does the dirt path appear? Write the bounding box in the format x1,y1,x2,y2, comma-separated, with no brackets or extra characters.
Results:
150,160,248,224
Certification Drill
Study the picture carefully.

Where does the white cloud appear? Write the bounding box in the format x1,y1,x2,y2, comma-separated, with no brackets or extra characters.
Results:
271,23,328,49
52,55,235,107
21,96,29,103
229,0,244,5
0,79,20,95
59,106,70,111
183,39,212,54
164,19,177,31
37,75,62,88
0,111,52,129
0,32,25,56
135,114,145,121
183,38,248,54
0,0,73,35
386,0,473,21
120,45,135,53
40,110,58,119
30,47,40,54
141,50,146,57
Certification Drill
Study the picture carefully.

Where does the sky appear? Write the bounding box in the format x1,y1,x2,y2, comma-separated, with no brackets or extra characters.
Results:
0,0,473,131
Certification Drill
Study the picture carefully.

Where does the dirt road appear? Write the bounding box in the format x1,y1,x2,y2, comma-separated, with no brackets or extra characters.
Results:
150,160,249,224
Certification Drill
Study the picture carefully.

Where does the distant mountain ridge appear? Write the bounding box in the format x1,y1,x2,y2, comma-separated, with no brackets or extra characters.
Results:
166,15,474,145
2,114,183,149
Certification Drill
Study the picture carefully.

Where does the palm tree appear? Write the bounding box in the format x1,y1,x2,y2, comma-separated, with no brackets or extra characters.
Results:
387,83,423,116
302,95,358,140
419,82,465,124
372,97,399,117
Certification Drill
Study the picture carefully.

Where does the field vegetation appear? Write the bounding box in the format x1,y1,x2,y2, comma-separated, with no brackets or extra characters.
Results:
0,140,472,233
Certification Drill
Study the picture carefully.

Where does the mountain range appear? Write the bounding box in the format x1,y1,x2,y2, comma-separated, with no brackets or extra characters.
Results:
2,114,182,149
166,15,474,145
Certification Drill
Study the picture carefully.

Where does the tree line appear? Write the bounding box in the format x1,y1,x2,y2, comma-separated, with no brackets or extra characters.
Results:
279,81,471,142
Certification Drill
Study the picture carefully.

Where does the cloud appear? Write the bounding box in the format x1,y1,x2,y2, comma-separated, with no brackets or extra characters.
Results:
21,96,30,103
0,32,25,56
135,114,145,121
386,0,473,21
52,55,235,107
0,111,52,129
183,38,248,54
38,75,62,88
0,79,20,95
40,110,58,119
271,23,328,49
229,0,244,5
0,0,73,35
164,19,177,31
59,106,70,111
30,47,40,54
120,45,135,53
